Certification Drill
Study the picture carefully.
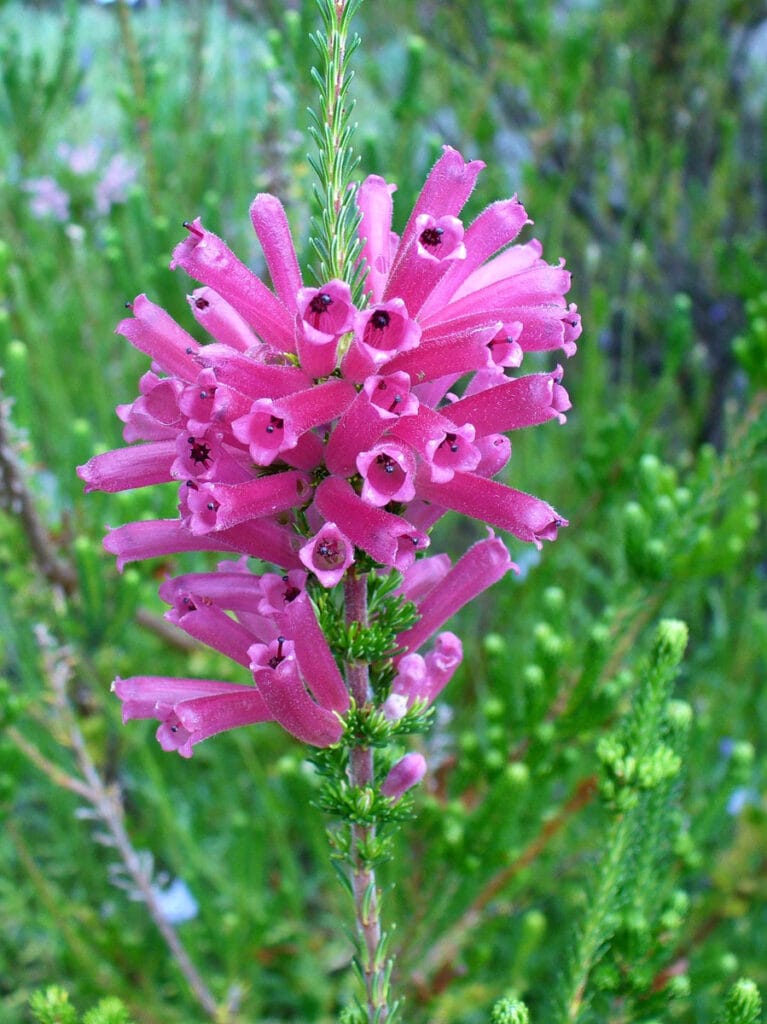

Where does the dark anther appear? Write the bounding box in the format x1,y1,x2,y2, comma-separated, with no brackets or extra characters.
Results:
206,501,217,511
194,296,210,310
170,724,178,733
440,432,460,454
376,453,397,475
188,437,212,465
124,301,133,309
183,220,205,238
309,292,333,315
419,226,444,248
317,538,340,563
268,636,287,668
265,415,284,435
389,395,402,412
370,310,390,330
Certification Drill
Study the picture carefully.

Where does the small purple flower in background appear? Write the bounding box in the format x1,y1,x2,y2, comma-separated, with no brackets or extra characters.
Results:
79,145,580,759
23,176,71,222
95,153,139,214
726,787,759,816
57,140,102,175
151,877,199,925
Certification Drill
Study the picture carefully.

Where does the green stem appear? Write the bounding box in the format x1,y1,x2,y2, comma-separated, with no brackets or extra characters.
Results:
344,571,390,1022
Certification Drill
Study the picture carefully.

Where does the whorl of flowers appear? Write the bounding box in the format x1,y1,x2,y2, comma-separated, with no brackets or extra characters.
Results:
78,146,580,758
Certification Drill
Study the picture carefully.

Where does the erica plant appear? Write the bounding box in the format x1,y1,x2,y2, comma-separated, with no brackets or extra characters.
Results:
77,1,579,1019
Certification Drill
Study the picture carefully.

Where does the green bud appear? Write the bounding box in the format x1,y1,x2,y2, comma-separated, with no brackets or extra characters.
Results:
487,724,506,746
534,721,555,745
443,817,464,846
623,501,645,526
484,697,505,721
718,953,739,976
639,453,662,488
543,586,565,611
667,973,691,999
537,629,564,660
592,961,621,991
484,748,505,773
655,494,675,519
521,908,546,941
674,486,692,509
673,830,702,869
730,742,754,769
669,889,690,917
726,536,745,559
522,664,545,688
459,731,480,755
588,622,611,649
5,339,30,391
483,632,507,656
666,699,693,734
693,525,714,554
644,537,668,574
654,619,689,665
490,997,529,1024
504,762,530,789
637,744,681,789
673,292,692,314
276,754,300,777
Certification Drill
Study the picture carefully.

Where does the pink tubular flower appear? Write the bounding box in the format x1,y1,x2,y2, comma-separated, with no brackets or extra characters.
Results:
81,143,577,756
396,534,516,656
249,638,344,746
113,676,274,759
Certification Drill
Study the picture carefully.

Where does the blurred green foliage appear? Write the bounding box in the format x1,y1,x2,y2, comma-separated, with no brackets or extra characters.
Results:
0,1,765,1022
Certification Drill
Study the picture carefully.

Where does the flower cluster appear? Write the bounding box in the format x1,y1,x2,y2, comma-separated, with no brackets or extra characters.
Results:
79,146,579,760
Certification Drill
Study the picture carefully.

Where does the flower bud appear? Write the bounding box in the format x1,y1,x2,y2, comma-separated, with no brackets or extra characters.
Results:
381,752,427,800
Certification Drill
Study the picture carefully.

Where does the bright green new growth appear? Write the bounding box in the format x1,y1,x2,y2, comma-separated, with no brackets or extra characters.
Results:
307,0,366,299
29,987,135,1024
715,979,763,1024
